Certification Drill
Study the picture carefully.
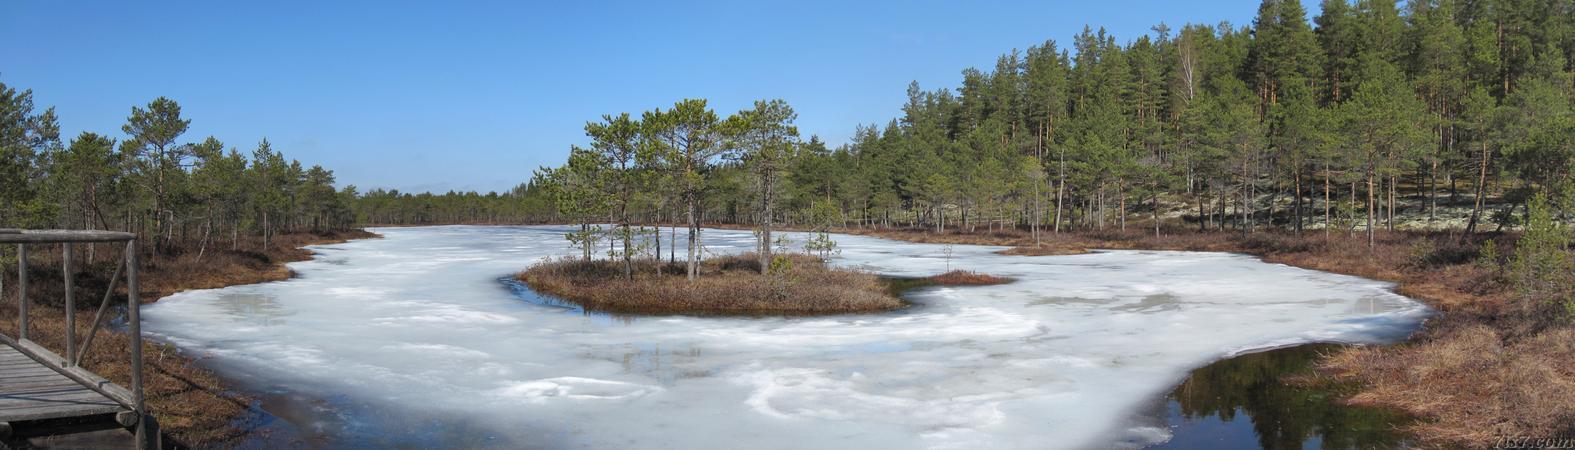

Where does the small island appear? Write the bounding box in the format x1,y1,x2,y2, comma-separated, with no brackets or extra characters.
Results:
516,248,1013,316
518,253,901,315
926,270,1013,285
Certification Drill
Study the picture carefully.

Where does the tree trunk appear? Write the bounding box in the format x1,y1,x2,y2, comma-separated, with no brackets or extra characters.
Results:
1387,175,1397,231
759,171,774,274
1197,191,1207,232
1216,186,1226,232
1366,168,1376,249
1096,184,1105,230
196,218,211,262
1033,122,1043,246
1152,188,1160,237
582,223,592,261
1293,167,1303,235
686,191,700,282
1241,156,1254,234
1464,141,1492,237
1429,157,1439,221
1323,163,1331,239
1054,146,1066,234
263,211,271,249
1118,182,1127,232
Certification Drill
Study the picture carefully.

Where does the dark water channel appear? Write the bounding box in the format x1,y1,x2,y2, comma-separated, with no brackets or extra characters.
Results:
1148,344,1412,449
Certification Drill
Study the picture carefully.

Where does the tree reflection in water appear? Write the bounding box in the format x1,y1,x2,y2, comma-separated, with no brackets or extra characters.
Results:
1153,344,1412,450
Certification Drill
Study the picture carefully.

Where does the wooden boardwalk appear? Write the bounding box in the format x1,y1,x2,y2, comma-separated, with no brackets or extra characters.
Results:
2,229,155,449
1,342,126,423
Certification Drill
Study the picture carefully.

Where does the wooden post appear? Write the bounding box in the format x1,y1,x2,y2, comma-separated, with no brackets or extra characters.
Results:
64,243,75,365
126,240,147,449
74,256,122,367
17,244,27,341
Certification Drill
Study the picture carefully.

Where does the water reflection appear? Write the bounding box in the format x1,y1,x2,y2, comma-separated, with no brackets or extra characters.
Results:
219,292,291,326
1153,344,1411,449
618,344,711,385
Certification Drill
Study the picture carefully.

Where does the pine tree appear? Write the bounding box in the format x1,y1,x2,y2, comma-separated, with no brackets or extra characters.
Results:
643,99,727,281
1340,55,1429,247
585,112,646,279
120,97,192,251
1316,0,1361,103
726,99,800,273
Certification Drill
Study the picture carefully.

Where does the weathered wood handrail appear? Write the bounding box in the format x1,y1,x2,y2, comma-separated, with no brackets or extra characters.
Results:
0,230,137,243
3,230,152,449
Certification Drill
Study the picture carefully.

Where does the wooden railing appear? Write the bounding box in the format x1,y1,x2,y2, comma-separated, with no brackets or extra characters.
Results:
1,229,152,449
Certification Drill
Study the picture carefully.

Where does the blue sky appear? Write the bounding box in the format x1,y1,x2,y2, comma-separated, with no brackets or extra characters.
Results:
1,1,1301,193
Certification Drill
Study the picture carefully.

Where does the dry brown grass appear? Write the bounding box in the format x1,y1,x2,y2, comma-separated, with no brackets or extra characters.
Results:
926,270,1013,286
1322,324,1575,445
517,253,904,315
1,229,378,448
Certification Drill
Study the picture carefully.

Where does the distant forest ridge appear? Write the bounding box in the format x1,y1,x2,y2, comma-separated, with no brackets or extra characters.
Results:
374,0,1575,240
3,0,1573,252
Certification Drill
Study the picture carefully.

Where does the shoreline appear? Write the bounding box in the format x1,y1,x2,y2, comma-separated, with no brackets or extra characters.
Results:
150,226,1442,446
154,224,1508,447
0,228,381,448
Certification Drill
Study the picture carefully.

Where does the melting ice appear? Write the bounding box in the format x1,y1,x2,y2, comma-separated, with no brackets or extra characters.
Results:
143,226,1429,449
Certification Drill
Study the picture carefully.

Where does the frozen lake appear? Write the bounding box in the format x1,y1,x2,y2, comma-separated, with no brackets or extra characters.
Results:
143,225,1429,449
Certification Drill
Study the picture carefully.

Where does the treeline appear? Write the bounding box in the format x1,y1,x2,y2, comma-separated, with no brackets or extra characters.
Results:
353,184,551,225
384,0,1574,253
10,0,1571,257
0,87,356,255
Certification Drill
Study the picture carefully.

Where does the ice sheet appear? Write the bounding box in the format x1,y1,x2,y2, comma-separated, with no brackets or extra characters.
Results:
143,225,1429,449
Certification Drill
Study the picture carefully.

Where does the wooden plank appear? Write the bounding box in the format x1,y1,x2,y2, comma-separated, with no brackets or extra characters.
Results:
0,349,34,359
0,383,122,423
0,391,110,407
2,381,97,394
0,342,129,425
2,403,122,418
2,339,137,409
0,361,60,372
0,379,81,392
0,382,115,400
0,368,57,378
0,362,57,372
0,374,76,386
1,344,39,363
0,388,111,402
0,230,134,244
0,384,86,397
0,355,47,365
0,363,42,372
0,402,124,422
0,363,53,373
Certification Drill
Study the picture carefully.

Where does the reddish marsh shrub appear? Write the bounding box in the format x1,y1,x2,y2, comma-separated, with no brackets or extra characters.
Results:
927,270,1012,286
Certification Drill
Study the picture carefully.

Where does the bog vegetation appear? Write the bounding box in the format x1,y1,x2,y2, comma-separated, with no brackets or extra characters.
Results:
517,253,903,315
